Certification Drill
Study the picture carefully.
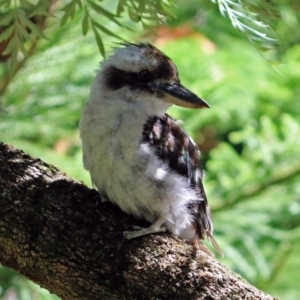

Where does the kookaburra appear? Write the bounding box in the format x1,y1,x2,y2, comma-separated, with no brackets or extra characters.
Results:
80,42,222,256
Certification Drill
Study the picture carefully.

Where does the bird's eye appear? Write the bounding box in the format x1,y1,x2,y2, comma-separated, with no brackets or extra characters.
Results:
138,70,153,82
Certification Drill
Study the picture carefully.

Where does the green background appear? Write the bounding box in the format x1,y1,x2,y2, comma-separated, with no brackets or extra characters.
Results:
1,1,300,299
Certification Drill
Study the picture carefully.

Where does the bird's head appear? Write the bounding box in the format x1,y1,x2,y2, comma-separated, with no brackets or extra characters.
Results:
96,42,209,110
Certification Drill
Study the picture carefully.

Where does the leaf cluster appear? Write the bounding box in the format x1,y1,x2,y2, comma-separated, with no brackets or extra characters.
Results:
0,0,50,71
213,0,278,53
59,0,174,56
0,0,174,69
0,0,287,74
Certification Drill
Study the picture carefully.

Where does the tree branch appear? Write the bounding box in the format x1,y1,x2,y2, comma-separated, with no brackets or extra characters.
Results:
0,142,278,300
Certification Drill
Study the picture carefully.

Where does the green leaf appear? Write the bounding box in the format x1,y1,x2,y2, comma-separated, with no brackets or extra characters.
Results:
91,20,124,40
28,1,52,18
17,11,46,39
75,0,82,9
16,21,31,41
0,11,14,26
128,7,140,22
2,34,15,54
116,0,126,16
87,0,116,19
60,9,71,27
0,24,14,42
9,45,18,74
60,1,77,26
16,35,27,56
82,10,89,36
160,2,176,19
0,0,12,8
87,0,131,29
137,0,145,14
68,0,76,19
19,0,33,10
92,25,105,58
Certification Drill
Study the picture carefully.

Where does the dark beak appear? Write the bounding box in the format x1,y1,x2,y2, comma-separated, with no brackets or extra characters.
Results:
155,82,210,109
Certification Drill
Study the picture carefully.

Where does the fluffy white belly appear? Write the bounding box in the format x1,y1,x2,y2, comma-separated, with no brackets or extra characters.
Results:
80,101,196,240
87,137,166,220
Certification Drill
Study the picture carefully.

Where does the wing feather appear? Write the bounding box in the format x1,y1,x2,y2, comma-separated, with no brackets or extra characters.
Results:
142,113,222,255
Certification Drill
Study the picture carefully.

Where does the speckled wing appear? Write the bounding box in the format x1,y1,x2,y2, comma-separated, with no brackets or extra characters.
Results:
142,114,215,242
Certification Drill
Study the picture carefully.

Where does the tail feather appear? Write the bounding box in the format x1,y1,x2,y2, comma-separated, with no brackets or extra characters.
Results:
207,231,224,257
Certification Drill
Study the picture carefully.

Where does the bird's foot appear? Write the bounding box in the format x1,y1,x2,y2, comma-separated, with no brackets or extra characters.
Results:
130,225,146,231
124,226,166,240
124,217,166,240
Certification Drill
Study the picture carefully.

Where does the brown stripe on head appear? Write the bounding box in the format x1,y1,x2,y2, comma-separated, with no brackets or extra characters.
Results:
145,44,179,82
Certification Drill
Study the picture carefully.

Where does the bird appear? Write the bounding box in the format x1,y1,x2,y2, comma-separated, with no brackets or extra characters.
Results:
80,42,222,256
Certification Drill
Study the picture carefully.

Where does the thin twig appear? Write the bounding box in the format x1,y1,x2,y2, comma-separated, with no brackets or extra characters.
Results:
212,166,300,212
0,40,38,101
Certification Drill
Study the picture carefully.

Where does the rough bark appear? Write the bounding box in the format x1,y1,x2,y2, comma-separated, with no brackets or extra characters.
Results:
0,142,278,300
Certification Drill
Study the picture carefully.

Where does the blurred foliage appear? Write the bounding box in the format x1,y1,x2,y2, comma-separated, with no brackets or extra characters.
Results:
0,266,60,299
1,0,300,299
0,0,281,72
0,0,172,71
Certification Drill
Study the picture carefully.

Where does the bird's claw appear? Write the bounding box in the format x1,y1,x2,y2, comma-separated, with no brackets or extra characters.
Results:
123,225,166,240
